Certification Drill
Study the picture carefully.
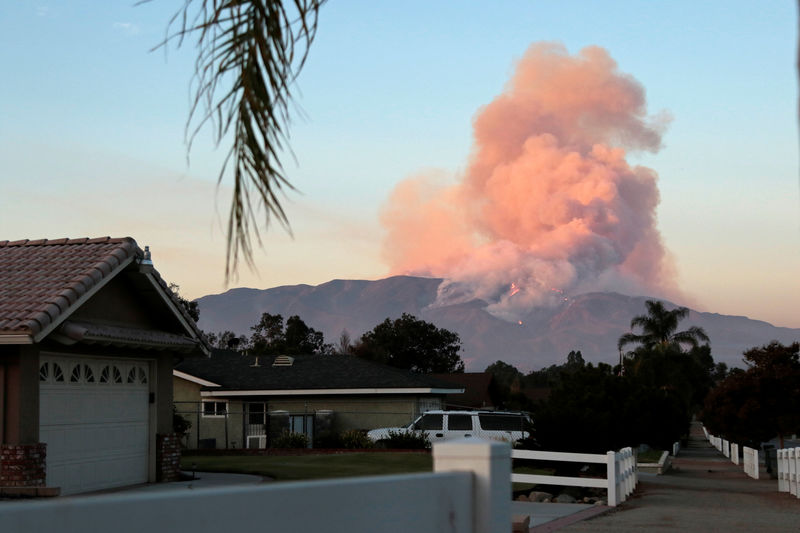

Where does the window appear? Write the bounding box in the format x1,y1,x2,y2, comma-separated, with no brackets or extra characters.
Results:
39,362,64,383
413,413,443,431
448,414,473,431
100,365,122,384
248,403,266,425
479,414,527,431
202,401,228,417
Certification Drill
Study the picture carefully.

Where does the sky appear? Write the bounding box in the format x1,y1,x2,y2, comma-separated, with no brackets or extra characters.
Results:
1,1,799,328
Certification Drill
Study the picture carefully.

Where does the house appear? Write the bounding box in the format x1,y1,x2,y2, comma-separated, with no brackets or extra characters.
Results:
174,350,465,448
430,372,497,409
0,237,208,495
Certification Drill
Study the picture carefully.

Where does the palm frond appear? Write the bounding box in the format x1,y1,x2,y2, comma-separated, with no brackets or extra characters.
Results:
154,0,326,281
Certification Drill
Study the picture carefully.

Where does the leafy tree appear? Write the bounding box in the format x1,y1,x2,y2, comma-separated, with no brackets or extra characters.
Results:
156,0,326,279
485,360,534,410
205,330,248,350
355,313,464,373
168,283,199,322
250,313,331,355
618,300,709,356
534,361,690,453
485,361,523,391
703,341,800,448
336,329,353,355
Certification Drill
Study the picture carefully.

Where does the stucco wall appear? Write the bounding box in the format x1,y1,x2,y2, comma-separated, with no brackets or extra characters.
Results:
266,395,429,431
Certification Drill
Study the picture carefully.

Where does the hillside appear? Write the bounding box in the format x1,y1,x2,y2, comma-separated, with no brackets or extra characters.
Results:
196,276,800,371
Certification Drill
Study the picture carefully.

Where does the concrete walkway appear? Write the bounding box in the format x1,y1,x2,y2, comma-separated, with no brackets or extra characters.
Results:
561,422,800,532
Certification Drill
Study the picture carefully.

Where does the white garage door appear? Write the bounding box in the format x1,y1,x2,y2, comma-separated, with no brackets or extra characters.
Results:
39,355,150,495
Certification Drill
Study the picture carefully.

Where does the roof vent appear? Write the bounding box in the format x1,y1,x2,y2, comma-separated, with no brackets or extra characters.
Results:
272,355,294,367
139,245,154,273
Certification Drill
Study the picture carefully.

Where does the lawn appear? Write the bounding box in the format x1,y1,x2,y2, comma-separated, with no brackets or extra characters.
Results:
182,452,552,488
181,453,433,481
637,449,666,463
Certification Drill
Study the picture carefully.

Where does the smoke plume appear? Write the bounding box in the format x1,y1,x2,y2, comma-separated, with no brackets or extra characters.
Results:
381,43,680,322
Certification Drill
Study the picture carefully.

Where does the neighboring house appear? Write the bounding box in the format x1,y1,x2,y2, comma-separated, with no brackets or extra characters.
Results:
173,350,464,449
430,372,496,409
0,237,208,495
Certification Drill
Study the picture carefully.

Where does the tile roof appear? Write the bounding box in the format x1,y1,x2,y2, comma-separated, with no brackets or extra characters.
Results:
0,238,139,338
0,237,207,353
176,350,465,393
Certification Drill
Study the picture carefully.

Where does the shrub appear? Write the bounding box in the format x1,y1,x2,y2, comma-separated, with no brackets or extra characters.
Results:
381,430,430,449
173,407,192,435
273,431,309,449
341,429,374,449
313,430,343,448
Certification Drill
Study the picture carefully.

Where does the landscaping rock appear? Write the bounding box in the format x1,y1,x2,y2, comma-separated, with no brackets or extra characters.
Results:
515,494,529,502
555,493,576,503
594,499,607,506
556,492,576,503
528,490,553,502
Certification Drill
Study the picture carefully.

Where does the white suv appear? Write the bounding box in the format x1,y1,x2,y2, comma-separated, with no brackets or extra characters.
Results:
367,410,532,445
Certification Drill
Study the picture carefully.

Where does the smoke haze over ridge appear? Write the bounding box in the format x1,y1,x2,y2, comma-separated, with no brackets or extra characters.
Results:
381,42,680,322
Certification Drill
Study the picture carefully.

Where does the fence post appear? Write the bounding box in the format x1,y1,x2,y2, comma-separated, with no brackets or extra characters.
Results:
606,451,618,507
790,448,798,497
795,448,800,498
778,449,787,492
433,439,511,533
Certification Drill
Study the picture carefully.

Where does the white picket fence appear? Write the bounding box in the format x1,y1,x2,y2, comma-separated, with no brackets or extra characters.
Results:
778,447,800,496
511,447,637,507
672,441,681,457
703,426,759,479
730,443,740,466
743,446,760,479
0,439,640,533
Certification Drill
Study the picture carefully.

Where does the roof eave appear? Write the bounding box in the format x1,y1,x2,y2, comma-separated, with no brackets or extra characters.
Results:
0,334,34,345
140,272,210,357
200,387,465,397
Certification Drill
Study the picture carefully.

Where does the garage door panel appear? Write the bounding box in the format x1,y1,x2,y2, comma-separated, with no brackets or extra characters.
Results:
39,356,150,495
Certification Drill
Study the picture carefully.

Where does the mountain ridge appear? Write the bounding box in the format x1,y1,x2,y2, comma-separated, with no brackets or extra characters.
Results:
196,276,800,371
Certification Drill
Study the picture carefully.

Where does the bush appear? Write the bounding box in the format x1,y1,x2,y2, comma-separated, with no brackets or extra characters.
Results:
341,430,374,449
313,430,343,448
273,431,309,449
173,407,192,435
381,430,430,449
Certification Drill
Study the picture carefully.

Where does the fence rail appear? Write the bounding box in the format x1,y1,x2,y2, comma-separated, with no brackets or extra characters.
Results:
511,447,637,506
1,439,641,532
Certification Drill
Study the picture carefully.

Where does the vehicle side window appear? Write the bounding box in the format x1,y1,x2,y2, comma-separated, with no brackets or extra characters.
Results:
448,414,473,431
479,414,525,431
414,414,443,430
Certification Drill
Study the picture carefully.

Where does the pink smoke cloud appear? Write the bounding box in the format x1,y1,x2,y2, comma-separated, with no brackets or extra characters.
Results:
381,42,679,321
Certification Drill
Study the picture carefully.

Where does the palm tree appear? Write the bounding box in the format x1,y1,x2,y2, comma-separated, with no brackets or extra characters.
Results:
618,300,709,356
157,0,326,280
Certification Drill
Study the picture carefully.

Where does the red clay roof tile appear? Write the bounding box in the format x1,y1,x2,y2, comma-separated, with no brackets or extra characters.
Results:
0,237,139,338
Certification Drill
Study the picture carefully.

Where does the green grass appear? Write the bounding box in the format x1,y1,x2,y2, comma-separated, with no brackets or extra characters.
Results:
182,452,553,487
181,453,433,482
637,449,665,463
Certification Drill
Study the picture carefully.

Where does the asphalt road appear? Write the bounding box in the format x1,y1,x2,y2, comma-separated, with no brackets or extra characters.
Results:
561,424,800,532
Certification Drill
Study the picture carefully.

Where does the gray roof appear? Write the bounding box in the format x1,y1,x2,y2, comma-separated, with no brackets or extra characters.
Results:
176,350,464,393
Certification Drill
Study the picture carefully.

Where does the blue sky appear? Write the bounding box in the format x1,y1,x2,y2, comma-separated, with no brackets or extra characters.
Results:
1,1,799,328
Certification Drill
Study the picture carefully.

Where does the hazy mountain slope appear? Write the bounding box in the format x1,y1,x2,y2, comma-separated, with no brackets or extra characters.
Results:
196,276,800,371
